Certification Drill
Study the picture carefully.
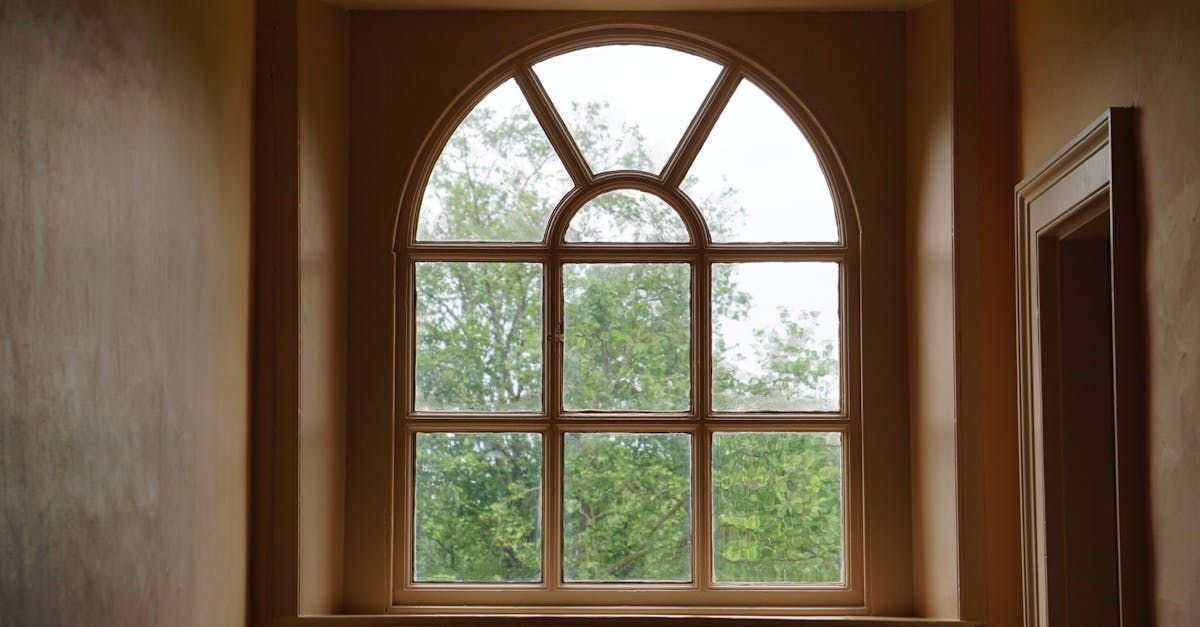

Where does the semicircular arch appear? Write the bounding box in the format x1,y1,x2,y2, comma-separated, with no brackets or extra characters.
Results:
393,23,860,253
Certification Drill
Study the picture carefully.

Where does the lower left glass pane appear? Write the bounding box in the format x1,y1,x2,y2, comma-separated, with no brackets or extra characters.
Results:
413,432,542,583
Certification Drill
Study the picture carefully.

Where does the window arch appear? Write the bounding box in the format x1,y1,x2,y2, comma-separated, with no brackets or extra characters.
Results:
394,25,862,612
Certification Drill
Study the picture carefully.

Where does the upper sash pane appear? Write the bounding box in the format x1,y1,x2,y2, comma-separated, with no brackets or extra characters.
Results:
533,45,722,175
683,79,840,243
417,78,572,242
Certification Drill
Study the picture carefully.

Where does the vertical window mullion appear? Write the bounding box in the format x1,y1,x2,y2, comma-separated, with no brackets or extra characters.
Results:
544,256,563,588
695,258,713,590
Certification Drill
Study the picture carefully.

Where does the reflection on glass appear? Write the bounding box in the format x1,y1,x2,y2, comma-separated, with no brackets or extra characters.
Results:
417,78,572,242
563,432,692,582
534,45,721,174
683,79,839,243
414,432,543,582
712,262,840,412
565,189,689,243
415,262,542,412
563,263,691,411
712,431,843,583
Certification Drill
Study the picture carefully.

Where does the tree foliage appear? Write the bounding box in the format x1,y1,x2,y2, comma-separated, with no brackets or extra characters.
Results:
563,433,691,581
412,99,842,584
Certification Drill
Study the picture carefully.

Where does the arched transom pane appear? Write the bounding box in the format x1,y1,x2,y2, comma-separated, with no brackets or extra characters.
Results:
533,44,721,175
417,78,572,242
565,189,689,243
683,79,840,243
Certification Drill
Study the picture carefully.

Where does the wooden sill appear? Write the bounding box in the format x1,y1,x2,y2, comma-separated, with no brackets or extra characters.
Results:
285,616,978,627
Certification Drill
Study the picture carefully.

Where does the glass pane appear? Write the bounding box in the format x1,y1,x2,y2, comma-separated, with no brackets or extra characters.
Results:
712,262,840,412
563,432,692,582
417,78,572,242
682,79,839,243
414,432,543,582
534,44,722,174
565,189,689,243
563,263,690,411
415,262,542,412
712,431,844,583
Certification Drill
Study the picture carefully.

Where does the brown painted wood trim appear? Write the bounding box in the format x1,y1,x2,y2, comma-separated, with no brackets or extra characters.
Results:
950,2,987,620
282,616,977,627
1013,108,1145,627
251,0,300,623
544,171,709,246
661,65,741,189
1105,108,1148,627
515,67,594,187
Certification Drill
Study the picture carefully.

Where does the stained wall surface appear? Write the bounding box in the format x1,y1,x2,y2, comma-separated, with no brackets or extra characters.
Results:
1013,0,1200,622
343,10,911,613
0,0,254,624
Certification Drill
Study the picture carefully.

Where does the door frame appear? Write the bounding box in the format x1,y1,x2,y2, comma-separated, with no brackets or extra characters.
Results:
1014,108,1145,627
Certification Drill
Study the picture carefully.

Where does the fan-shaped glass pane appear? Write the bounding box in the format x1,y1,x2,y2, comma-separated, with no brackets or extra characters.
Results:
533,45,722,174
417,78,572,242
683,79,839,243
565,190,689,243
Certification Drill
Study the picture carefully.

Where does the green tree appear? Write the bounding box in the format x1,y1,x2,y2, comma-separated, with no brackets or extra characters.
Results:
563,432,692,581
412,99,842,584
414,432,542,582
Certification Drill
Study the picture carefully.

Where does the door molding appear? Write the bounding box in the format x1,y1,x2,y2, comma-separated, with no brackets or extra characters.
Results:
1014,108,1146,627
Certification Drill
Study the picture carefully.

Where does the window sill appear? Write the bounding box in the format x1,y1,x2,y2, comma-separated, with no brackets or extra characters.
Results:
286,615,978,627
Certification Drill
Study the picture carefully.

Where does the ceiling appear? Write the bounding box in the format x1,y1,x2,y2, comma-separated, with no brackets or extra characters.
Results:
327,0,929,11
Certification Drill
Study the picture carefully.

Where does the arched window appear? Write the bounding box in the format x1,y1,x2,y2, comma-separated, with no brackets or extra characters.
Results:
397,33,860,610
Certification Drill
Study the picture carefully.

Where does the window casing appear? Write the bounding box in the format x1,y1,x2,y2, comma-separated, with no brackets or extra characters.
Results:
392,28,863,613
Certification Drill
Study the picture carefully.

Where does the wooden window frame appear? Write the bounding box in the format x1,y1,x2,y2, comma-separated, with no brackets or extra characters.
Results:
390,25,864,615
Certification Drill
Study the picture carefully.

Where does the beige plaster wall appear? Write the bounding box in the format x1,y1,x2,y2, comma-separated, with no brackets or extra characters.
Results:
0,0,253,624
904,1,960,618
905,2,1021,623
298,0,351,614
1013,0,1200,623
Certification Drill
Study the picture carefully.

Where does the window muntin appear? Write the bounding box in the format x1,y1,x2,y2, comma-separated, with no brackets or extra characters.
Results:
402,39,857,609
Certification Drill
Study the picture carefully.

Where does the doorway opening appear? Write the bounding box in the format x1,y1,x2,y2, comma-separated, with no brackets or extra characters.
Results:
1037,201,1120,626
1016,109,1145,627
